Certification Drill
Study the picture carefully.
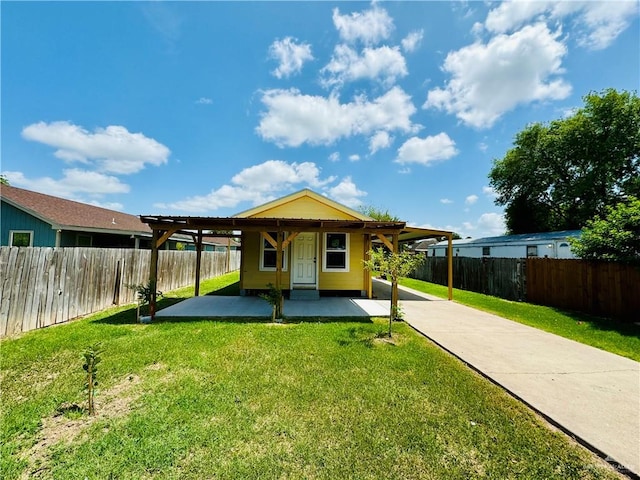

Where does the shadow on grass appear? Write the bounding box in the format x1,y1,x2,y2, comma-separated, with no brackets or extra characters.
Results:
550,306,640,339
149,315,375,325
90,297,185,325
205,281,241,296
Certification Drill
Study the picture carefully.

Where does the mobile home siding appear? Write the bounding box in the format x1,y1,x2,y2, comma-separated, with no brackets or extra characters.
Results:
1,202,56,246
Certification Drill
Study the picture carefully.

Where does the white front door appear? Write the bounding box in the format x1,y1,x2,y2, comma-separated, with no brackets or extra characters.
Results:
293,233,317,285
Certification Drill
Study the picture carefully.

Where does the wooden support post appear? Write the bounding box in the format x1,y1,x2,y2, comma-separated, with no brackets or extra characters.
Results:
447,233,453,301
149,229,160,321
364,234,372,299
391,233,399,323
276,229,283,317
195,231,203,297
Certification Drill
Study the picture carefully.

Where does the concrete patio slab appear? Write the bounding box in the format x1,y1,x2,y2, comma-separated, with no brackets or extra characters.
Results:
155,295,391,318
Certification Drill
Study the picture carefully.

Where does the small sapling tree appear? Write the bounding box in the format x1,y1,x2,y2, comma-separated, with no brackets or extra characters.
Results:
259,283,283,321
127,280,163,322
82,343,102,415
363,247,425,337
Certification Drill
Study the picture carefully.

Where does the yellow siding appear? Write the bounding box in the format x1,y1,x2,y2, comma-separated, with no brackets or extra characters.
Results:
250,196,360,220
318,233,365,291
241,231,291,290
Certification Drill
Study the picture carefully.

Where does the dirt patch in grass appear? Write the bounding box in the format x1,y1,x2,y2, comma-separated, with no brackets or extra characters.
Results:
19,371,146,479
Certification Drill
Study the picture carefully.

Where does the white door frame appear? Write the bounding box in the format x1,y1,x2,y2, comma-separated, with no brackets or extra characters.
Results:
291,232,319,289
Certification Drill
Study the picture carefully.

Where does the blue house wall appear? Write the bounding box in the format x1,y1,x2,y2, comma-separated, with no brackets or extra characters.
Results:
1,201,56,246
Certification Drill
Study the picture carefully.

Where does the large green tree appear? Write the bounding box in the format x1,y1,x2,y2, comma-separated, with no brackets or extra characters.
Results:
570,196,640,265
489,89,640,234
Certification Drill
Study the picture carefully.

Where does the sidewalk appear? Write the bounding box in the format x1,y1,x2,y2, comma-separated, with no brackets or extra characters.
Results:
377,280,640,477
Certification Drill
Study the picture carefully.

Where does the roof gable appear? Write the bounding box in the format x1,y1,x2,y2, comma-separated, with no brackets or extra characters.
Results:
1,185,150,234
234,189,371,221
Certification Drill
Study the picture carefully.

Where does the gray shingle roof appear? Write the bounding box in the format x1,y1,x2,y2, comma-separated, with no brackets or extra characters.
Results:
1,185,150,235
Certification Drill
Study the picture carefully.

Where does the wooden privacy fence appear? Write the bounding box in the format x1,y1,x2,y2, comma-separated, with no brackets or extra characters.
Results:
526,258,640,321
410,255,639,321
410,257,526,301
0,247,241,336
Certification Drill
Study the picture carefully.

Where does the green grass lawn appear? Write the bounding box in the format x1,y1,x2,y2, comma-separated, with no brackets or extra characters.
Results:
400,277,640,362
1,272,621,479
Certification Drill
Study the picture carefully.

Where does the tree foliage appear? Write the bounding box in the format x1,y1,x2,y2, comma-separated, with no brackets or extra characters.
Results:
570,196,640,265
363,247,425,336
0,175,9,186
489,89,640,234
358,205,400,222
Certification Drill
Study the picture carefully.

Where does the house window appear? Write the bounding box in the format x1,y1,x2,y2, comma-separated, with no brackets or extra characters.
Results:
9,231,33,247
260,232,288,271
76,234,92,247
526,245,538,257
323,233,349,272
482,246,491,256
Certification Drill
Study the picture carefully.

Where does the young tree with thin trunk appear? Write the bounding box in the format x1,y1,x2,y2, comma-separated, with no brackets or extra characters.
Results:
363,247,425,337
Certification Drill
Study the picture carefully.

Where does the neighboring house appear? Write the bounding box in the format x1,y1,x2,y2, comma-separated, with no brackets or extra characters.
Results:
182,235,240,252
427,230,581,259
141,188,452,300
1,185,232,251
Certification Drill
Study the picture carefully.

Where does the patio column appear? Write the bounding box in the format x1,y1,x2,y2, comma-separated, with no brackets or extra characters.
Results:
149,228,159,321
392,233,399,320
194,231,203,297
276,229,284,316
447,233,453,300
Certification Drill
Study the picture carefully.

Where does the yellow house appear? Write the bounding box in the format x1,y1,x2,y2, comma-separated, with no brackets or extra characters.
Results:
140,189,454,316
235,189,380,298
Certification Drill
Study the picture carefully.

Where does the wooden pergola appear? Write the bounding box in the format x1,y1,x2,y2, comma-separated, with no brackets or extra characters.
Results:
139,215,454,320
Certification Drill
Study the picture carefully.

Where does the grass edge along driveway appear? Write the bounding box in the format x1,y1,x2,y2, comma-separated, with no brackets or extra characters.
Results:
1,272,624,479
400,277,640,362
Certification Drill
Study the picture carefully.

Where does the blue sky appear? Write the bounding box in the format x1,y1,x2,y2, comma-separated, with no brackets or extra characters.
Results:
2,1,638,237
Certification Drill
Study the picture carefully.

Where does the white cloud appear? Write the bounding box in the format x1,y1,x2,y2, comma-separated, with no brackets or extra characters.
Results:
321,44,408,87
395,133,458,165
324,176,367,208
465,194,478,205
328,152,340,162
424,23,571,128
402,29,424,52
22,121,170,174
269,37,314,79
155,160,336,213
332,5,394,45
576,1,638,50
195,97,213,105
348,154,361,162
3,169,130,200
440,198,453,204
477,212,506,236
257,86,418,147
482,185,498,198
484,1,638,50
369,130,392,154
478,142,488,152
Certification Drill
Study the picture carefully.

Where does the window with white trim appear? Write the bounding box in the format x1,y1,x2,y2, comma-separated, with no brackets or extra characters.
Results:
323,232,349,272
10,230,33,247
526,245,538,257
260,232,288,271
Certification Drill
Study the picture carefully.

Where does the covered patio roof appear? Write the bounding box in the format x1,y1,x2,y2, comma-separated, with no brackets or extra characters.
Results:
139,214,454,320
138,215,452,240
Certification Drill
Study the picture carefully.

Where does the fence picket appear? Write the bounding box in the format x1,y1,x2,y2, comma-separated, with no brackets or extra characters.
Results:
0,247,240,336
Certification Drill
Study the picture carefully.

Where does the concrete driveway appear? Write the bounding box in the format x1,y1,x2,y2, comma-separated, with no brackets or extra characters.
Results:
373,279,640,477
